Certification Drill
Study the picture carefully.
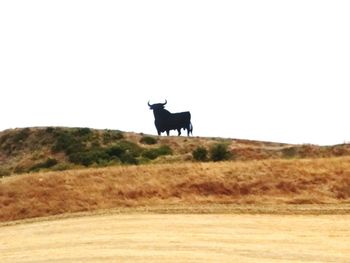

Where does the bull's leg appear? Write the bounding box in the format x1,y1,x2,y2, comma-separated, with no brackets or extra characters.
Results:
177,129,181,136
166,130,170,136
157,130,161,136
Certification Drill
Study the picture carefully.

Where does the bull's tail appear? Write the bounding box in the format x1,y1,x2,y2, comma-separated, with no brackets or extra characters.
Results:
189,122,193,136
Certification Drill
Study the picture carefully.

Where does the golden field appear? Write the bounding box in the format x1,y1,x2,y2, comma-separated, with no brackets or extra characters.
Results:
1,156,350,222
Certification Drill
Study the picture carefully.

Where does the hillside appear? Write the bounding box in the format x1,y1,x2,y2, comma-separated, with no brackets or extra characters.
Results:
2,127,350,222
2,127,350,177
1,157,350,222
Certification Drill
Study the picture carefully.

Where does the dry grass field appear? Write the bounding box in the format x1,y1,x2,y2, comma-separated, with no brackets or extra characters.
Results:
1,213,350,262
1,156,350,222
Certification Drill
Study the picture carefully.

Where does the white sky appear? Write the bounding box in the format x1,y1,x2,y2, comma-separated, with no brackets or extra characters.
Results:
1,1,349,145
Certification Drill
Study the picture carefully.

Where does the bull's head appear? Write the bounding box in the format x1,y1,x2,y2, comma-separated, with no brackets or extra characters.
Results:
148,100,167,110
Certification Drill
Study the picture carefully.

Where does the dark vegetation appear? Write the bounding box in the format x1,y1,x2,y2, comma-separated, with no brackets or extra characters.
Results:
140,136,158,145
0,128,172,175
209,143,232,161
142,145,173,160
51,128,142,166
192,146,208,162
29,158,58,172
193,143,233,162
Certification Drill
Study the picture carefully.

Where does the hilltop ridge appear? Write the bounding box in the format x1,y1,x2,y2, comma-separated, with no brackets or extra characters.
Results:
1,127,350,176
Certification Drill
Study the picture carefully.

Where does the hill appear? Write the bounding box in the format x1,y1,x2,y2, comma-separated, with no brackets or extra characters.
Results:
2,127,350,177
2,127,350,222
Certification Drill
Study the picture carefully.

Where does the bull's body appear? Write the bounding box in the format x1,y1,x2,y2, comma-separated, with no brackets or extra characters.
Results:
148,100,193,136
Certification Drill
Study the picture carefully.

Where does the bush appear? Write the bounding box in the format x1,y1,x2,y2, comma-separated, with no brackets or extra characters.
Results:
142,149,159,160
69,150,109,166
41,158,58,168
106,145,124,158
45,127,55,133
119,152,139,165
73,127,92,137
102,130,124,144
29,158,58,172
140,136,158,145
0,134,12,154
118,140,143,156
51,162,73,171
13,128,30,143
69,140,143,166
52,129,86,154
282,147,298,159
192,146,208,161
0,129,31,154
142,145,173,160
106,140,143,164
0,133,10,146
0,167,11,177
210,143,231,161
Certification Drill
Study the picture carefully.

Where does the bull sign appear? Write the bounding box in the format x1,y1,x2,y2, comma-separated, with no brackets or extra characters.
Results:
148,100,193,136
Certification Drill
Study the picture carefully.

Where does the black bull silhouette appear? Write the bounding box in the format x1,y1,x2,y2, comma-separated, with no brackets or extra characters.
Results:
148,100,193,136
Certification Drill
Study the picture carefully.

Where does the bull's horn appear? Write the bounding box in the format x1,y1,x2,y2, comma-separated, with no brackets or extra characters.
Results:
162,99,167,105
148,101,151,107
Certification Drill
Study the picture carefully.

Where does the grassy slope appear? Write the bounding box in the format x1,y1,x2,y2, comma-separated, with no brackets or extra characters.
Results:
2,127,350,222
1,156,350,222
2,127,350,176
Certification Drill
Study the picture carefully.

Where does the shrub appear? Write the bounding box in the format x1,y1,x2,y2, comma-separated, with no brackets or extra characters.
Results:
159,145,172,154
140,136,158,145
142,149,157,160
51,162,73,171
1,128,31,154
142,145,173,160
282,147,298,159
0,134,11,154
45,127,55,133
105,140,143,164
69,150,109,166
29,158,58,172
106,145,124,158
13,128,30,143
73,127,92,137
192,146,208,161
0,167,11,177
41,158,58,168
52,131,85,154
117,140,143,156
0,133,10,146
90,140,101,149
210,143,231,161
62,138,142,166
119,152,139,165
103,130,124,144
